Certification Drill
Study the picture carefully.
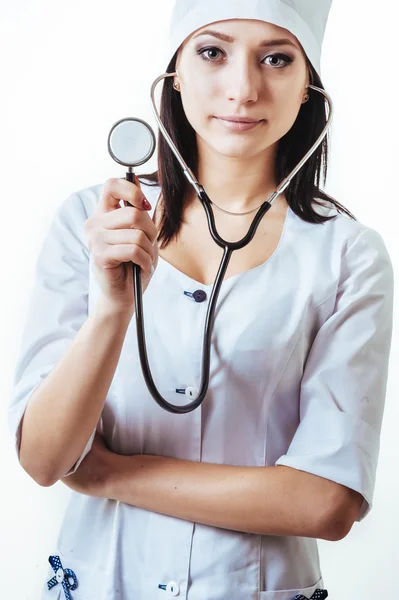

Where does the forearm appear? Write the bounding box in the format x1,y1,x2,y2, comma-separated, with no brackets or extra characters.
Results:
19,296,134,486
107,454,340,539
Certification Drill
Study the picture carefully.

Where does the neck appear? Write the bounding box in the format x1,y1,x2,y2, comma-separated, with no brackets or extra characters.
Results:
187,139,280,213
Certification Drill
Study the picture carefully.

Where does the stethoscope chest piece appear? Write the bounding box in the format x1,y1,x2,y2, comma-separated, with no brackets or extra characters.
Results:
107,117,156,169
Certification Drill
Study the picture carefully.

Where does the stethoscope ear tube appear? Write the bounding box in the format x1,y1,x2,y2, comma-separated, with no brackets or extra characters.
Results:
127,76,333,414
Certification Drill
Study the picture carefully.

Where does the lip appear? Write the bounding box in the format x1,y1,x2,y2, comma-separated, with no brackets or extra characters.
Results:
217,116,261,123
215,117,263,132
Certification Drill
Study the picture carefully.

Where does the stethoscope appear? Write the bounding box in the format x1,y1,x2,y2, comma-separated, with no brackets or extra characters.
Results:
107,70,333,414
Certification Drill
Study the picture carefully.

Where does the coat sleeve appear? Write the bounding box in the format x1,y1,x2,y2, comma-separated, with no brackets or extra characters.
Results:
7,191,97,479
275,227,395,522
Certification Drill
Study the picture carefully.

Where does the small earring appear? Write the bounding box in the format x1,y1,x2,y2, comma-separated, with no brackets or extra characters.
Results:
173,82,180,92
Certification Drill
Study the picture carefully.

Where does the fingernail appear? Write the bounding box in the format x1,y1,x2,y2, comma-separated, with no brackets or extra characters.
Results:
143,198,152,210
151,265,155,276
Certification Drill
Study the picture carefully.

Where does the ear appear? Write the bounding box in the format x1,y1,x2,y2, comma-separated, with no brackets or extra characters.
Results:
173,67,180,89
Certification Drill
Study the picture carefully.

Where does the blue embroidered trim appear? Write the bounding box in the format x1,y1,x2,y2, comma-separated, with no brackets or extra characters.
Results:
47,555,78,600
292,589,328,600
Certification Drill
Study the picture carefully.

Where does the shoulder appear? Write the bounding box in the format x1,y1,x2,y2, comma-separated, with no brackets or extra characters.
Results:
54,183,103,226
287,198,394,304
293,198,392,266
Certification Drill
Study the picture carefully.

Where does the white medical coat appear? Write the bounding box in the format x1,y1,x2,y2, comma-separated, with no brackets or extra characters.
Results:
8,181,394,599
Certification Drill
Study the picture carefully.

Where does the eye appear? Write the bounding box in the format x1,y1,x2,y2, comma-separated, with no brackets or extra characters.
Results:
197,46,224,62
263,53,293,68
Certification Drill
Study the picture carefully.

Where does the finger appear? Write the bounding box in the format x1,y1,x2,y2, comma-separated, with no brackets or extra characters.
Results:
103,228,156,263
97,177,149,214
95,207,158,246
105,243,153,274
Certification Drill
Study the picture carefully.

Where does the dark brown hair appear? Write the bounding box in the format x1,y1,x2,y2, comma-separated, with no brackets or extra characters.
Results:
139,51,357,249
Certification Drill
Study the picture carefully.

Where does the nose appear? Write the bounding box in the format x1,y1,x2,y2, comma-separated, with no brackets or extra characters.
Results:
223,57,261,104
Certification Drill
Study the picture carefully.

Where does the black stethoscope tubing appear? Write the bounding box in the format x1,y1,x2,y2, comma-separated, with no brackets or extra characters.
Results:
128,71,333,414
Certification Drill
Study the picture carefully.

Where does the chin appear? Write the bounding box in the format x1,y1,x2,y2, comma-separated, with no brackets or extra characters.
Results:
212,136,274,158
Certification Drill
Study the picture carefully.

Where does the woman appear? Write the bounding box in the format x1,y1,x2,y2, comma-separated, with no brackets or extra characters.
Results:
8,0,394,598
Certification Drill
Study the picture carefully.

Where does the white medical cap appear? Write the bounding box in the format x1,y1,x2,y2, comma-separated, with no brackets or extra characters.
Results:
167,0,333,77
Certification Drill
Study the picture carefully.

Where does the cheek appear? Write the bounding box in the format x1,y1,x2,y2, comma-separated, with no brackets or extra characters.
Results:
268,90,303,131
180,95,204,134
181,83,216,130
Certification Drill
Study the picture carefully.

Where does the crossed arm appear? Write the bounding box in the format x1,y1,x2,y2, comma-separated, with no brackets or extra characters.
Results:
60,434,364,541
106,453,363,541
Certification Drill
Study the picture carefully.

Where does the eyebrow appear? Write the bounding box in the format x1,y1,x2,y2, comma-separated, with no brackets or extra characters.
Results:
193,29,298,49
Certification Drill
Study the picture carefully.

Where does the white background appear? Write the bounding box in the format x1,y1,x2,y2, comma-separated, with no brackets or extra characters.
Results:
1,0,398,597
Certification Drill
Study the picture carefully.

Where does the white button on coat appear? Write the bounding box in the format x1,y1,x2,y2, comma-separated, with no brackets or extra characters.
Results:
8,181,394,599
166,581,180,596
185,386,199,399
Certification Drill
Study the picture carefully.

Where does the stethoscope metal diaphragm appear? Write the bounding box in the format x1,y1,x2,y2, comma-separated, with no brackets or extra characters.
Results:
107,117,156,168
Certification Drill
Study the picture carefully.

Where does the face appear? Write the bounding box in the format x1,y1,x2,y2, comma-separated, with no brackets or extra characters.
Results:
174,19,310,160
